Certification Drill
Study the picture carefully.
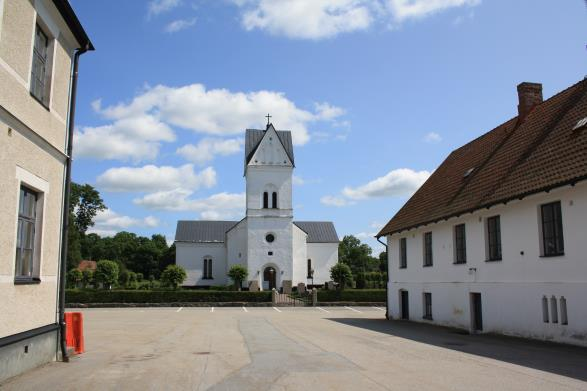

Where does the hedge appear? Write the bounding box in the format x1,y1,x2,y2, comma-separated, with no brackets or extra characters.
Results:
65,289,271,304
318,289,386,302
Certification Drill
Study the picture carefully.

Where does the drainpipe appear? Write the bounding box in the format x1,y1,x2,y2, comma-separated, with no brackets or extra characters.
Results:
376,236,389,320
58,44,90,362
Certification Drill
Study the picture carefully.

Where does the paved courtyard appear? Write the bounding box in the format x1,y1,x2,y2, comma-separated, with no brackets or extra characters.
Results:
2,306,587,391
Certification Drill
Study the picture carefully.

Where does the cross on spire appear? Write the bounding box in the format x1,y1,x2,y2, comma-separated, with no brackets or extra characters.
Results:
265,113,272,125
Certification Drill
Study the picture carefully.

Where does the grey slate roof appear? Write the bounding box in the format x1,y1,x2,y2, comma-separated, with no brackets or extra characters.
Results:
175,221,238,243
293,221,339,243
244,124,295,173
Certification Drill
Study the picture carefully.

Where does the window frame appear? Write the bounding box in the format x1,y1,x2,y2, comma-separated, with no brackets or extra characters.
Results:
399,237,407,269
540,201,564,257
272,192,278,209
486,215,502,261
30,23,53,109
453,224,467,264
423,232,433,267
307,259,312,279
423,292,432,320
15,186,41,284
262,192,269,209
203,258,213,280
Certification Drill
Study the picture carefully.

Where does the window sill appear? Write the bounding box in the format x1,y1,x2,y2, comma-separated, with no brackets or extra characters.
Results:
423,316,433,321
14,277,41,285
399,266,407,270
30,92,50,111
423,264,433,268
453,261,467,265
485,258,502,262
540,253,565,258
202,277,214,280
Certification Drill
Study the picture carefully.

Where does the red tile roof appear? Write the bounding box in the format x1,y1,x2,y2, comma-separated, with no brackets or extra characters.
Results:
78,260,97,271
378,79,587,237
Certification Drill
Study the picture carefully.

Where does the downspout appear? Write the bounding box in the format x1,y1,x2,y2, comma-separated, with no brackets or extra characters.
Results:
376,236,389,320
58,44,89,362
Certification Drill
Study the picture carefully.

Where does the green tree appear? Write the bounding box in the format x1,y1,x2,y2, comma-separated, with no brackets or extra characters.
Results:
338,235,380,275
119,269,130,287
66,219,82,271
67,268,82,288
378,251,388,272
159,243,176,274
160,265,187,289
81,269,94,289
330,263,353,290
227,265,248,290
127,271,138,289
95,260,119,290
70,183,106,234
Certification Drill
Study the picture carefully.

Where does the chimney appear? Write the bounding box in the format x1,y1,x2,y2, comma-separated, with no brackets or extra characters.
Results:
517,82,543,119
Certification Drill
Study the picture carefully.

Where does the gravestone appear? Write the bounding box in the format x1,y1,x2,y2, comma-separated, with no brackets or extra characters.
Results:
248,280,259,292
282,280,293,294
297,283,306,294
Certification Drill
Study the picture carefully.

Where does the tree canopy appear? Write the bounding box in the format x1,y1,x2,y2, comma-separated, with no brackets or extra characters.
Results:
338,235,381,275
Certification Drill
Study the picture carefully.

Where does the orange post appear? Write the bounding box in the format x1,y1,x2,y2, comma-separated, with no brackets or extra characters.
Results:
64,312,84,354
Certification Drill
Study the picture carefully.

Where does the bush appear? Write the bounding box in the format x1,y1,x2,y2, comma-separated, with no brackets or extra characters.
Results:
81,269,94,289
330,263,353,289
227,265,248,290
318,289,386,302
95,260,119,290
355,272,387,289
67,268,82,288
65,290,272,304
160,265,187,289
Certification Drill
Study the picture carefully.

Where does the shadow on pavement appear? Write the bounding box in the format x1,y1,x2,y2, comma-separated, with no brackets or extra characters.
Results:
327,317,587,382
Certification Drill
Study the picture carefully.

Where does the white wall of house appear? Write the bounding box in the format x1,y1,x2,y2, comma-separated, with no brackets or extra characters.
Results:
176,242,228,286
292,224,308,285
226,219,247,275
306,243,338,285
386,182,587,346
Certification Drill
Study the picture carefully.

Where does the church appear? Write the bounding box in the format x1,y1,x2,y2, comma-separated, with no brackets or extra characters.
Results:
174,123,339,291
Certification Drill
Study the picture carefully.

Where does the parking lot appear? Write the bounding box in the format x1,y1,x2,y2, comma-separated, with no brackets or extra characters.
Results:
2,306,586,390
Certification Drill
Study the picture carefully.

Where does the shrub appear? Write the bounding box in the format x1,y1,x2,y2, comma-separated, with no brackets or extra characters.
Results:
330,263,353,289
227,265,248,290
318,289,386,302
160,265,187,289
119,270,130,287
127,271,138,289
136,272,144,282
95,260,119,290
67,268,82,288
65,289,272,304
81,269,94,289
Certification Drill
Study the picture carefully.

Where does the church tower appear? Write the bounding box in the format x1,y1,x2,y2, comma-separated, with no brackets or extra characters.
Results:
244,123,294,290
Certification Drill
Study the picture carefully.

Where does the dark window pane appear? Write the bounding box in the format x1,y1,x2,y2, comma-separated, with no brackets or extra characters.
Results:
454,224,466,264
542,202,564,256
487,216,502,261
424,232,433,266
399,238,407,268
15,186,38,278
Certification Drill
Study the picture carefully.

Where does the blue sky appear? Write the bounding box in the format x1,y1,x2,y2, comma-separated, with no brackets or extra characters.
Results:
69,0,587,251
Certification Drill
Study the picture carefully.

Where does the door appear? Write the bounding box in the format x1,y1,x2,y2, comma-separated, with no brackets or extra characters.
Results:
263,267,276,290
471,293,483,331
400,290,409,320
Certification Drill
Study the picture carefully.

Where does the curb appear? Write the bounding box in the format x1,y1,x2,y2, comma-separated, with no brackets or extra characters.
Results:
66,302,387,308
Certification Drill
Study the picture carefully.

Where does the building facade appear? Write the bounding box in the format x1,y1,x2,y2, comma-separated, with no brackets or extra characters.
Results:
0,0,92,382
378,80,587,346
176,124,339,290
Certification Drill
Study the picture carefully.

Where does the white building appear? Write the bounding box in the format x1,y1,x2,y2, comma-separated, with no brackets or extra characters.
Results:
377,80,587,346
175,124,339,291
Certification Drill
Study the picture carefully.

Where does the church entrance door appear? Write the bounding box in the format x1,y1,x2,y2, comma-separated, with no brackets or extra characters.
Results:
263,267,276,290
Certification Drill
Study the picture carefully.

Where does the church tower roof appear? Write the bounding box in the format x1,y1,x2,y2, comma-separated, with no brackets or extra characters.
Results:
244,123,295,174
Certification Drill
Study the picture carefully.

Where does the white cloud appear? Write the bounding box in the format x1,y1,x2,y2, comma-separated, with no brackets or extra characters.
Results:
96,164,216,193
165,18,196,33
343,168,430,199
148,0,182,17
232,0,481,39
314,102,346,120
134,190,246,219
423,131,442,143
87,209,159,237
320,195,355,207
177,138,244,165
292,175,305,186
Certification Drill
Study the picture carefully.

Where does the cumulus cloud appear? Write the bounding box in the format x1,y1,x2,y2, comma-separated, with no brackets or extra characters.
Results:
423,131,442,143
176,138,244,165
87,209,159,237
134,190,246,219
148,0,182,17
96,164,216,193
342,168,430,199
165,18,196,33
320,195,355,207
232,0,481,39
292,175,305,186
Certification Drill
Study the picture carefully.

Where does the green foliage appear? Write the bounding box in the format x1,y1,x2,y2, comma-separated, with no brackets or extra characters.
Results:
119,269,130,287
127,271,138,289
330,263,353,289
338,235,380,276
355,272,387,289
160,265,187,289
65,290,272,304
70,183,106,234
227,265,248,289
136,272,144,282
81,269,94,289
317,289,386,302
67,268,82,288
95,260,119,289
66,215,82,271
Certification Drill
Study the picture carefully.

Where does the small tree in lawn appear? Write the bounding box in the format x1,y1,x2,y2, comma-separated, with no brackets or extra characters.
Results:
95,260,119,290
160,265,187,290
67,268,82,288
330,263,353,290
228,264,248,291
81,269,94,289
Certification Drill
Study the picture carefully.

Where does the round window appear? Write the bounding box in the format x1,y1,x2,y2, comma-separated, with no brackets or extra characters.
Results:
265,233,275,243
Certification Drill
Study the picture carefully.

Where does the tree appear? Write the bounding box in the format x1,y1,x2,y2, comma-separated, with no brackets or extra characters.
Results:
127,271,138,289
227,265,248,290
379,251,388,272
81,269,94,289
159,243,176,274
160,265,187,289
95,260,119,290
67,268,82,288
66,219,82,271
338,235,380,275
119,269,130,287
70,183,106,234
330,263,353,290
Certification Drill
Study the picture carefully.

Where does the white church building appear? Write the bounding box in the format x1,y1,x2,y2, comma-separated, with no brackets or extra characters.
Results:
175,123,339,291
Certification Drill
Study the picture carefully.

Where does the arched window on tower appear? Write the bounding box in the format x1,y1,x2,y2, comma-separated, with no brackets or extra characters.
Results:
263,192,269,209
272,192,278,209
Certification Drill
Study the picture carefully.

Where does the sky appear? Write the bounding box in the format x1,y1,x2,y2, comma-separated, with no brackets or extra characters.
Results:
69,0,587,251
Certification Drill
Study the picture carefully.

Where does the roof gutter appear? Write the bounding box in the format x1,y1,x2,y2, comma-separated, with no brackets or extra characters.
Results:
58,43,92,362
376,236,389,320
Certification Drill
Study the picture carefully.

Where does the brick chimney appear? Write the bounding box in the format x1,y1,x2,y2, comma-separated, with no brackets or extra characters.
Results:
517,82,543,119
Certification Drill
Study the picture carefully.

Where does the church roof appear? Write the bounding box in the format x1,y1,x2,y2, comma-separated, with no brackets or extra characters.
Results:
293,221,339,243
244,124,295,173
175,220,238,243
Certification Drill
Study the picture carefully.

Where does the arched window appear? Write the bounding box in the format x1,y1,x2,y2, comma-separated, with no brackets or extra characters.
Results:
550,296,558,323
307,259,312,278
263,192,269,209
560,296,568,325
272,192,278,209
203,258,213,279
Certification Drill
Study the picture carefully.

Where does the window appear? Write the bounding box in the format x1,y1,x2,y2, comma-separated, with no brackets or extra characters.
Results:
15,187,39,282
307,259,312,278
560,297,568,325
487,216,502,261
399,238,407,269
203,258,213,279
454,224,466,264
423,293,432,320
423,232,433,267
263,192,269,208
272,192,278,209
542,296,549,323
541,201,564,256
31,25,51,106
550,296,558,323
265,233,275,243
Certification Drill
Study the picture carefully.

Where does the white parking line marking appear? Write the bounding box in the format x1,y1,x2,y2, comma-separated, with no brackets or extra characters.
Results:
176,307,183,312
317,307,330,313
242,307,248,312
373,306,385,311
210,307,214,312
345,306,361,313
273,307,282,312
